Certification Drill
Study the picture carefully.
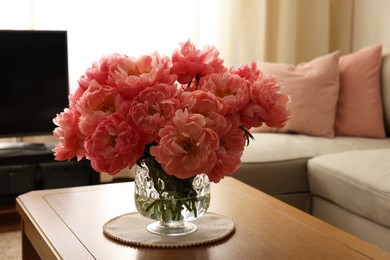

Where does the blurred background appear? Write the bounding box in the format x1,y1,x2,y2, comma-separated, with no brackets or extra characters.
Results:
1,0,389,93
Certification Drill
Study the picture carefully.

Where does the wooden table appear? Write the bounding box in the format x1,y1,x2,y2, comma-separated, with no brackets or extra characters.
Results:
16,177,390,259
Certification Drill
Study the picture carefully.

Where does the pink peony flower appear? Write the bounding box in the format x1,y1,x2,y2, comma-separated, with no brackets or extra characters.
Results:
171,40,226,85
84,113,144,175
69,88,86,107
110,52,176,99
52,108,85,161
78,54,118,89
208,118,246,183
129,83,181,144
78,53,176,100
200,72,250,116
179,90,227,117
76,80,125,137
241,75,290,129
230,61,263,84
150,109,219,179
52,40,290,182
239,103,267,129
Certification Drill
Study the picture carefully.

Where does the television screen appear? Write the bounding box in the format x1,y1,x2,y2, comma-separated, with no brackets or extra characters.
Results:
0,30,69,138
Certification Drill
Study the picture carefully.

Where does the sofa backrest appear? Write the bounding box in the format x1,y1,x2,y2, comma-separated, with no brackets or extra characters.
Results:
382,47,390,136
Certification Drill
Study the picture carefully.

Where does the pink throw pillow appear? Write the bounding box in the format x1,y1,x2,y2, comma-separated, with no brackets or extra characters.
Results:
253,51,340,137
335,45,386,138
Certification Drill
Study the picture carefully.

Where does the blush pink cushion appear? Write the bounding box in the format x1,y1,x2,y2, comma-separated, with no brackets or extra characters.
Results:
253,51,340,137
335,45,386,138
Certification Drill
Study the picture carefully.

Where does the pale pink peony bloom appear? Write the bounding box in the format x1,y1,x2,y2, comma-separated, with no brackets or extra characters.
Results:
76,80,125,137
241,75,290,129
208,118,246,183
85,113,144,175
200,72,250,116
129,83,181,144
150,109,219,179
52,108,85,161
171,40,226,85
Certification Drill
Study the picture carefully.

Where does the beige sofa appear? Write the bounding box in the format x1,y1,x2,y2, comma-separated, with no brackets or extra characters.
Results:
233,47,390,251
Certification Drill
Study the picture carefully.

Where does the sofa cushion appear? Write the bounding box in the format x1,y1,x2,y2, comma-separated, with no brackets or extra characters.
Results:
241,133,390,163
335,45,385,138
308,149,390,228
255,51,340,137
235,133,390,195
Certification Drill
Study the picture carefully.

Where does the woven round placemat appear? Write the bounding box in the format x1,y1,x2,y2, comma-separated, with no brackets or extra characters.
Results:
103,212,235,248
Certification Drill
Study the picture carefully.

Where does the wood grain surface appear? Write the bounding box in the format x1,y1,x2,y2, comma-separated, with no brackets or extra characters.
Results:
16,177,390,259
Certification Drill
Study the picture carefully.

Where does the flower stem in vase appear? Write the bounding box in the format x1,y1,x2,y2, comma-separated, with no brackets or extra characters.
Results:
134,157,211,236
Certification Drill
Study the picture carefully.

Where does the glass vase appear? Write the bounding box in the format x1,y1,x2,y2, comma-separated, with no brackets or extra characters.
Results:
134,157,211,236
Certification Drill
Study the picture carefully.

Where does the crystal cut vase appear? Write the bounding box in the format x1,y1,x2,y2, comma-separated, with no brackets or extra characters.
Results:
134,157,211,236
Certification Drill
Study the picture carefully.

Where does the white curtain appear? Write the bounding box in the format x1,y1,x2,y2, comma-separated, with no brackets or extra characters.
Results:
222,0,355,65
0,0,370,91
245,0,354,65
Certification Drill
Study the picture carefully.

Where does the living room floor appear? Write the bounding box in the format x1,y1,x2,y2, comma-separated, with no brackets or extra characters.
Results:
0,206,22,259
0,206,20,233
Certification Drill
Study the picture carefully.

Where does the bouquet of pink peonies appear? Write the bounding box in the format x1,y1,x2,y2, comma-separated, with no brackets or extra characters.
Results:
53,40,290,183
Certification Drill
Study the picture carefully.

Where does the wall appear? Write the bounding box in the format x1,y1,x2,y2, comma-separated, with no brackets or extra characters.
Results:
353,0,390,50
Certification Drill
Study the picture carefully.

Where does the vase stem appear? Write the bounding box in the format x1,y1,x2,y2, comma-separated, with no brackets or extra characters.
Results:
147,220,197,236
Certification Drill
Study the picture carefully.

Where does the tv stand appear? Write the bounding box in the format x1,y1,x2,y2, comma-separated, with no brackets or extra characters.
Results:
0,143,100,207
0,142,52,158
0,142,47,151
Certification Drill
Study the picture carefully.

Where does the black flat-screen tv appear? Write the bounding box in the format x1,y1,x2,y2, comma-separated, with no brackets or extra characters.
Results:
0,30,69,139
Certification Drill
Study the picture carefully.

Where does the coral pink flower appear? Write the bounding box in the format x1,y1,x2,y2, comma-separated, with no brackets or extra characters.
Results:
69,87,87,107
52,108,85,161
208,119,246,183
179,90,229,130
150,109,219,179
200,72,250,116
230,61,263,84
52,41,291,182
241,75,290,129
171,40,226,85
179,90,227,117
85,113,144,175
110,53,176,99
129,83,181,144
78,53,175,99
76,80,125,137
78,54,117,89
239,103,267,129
